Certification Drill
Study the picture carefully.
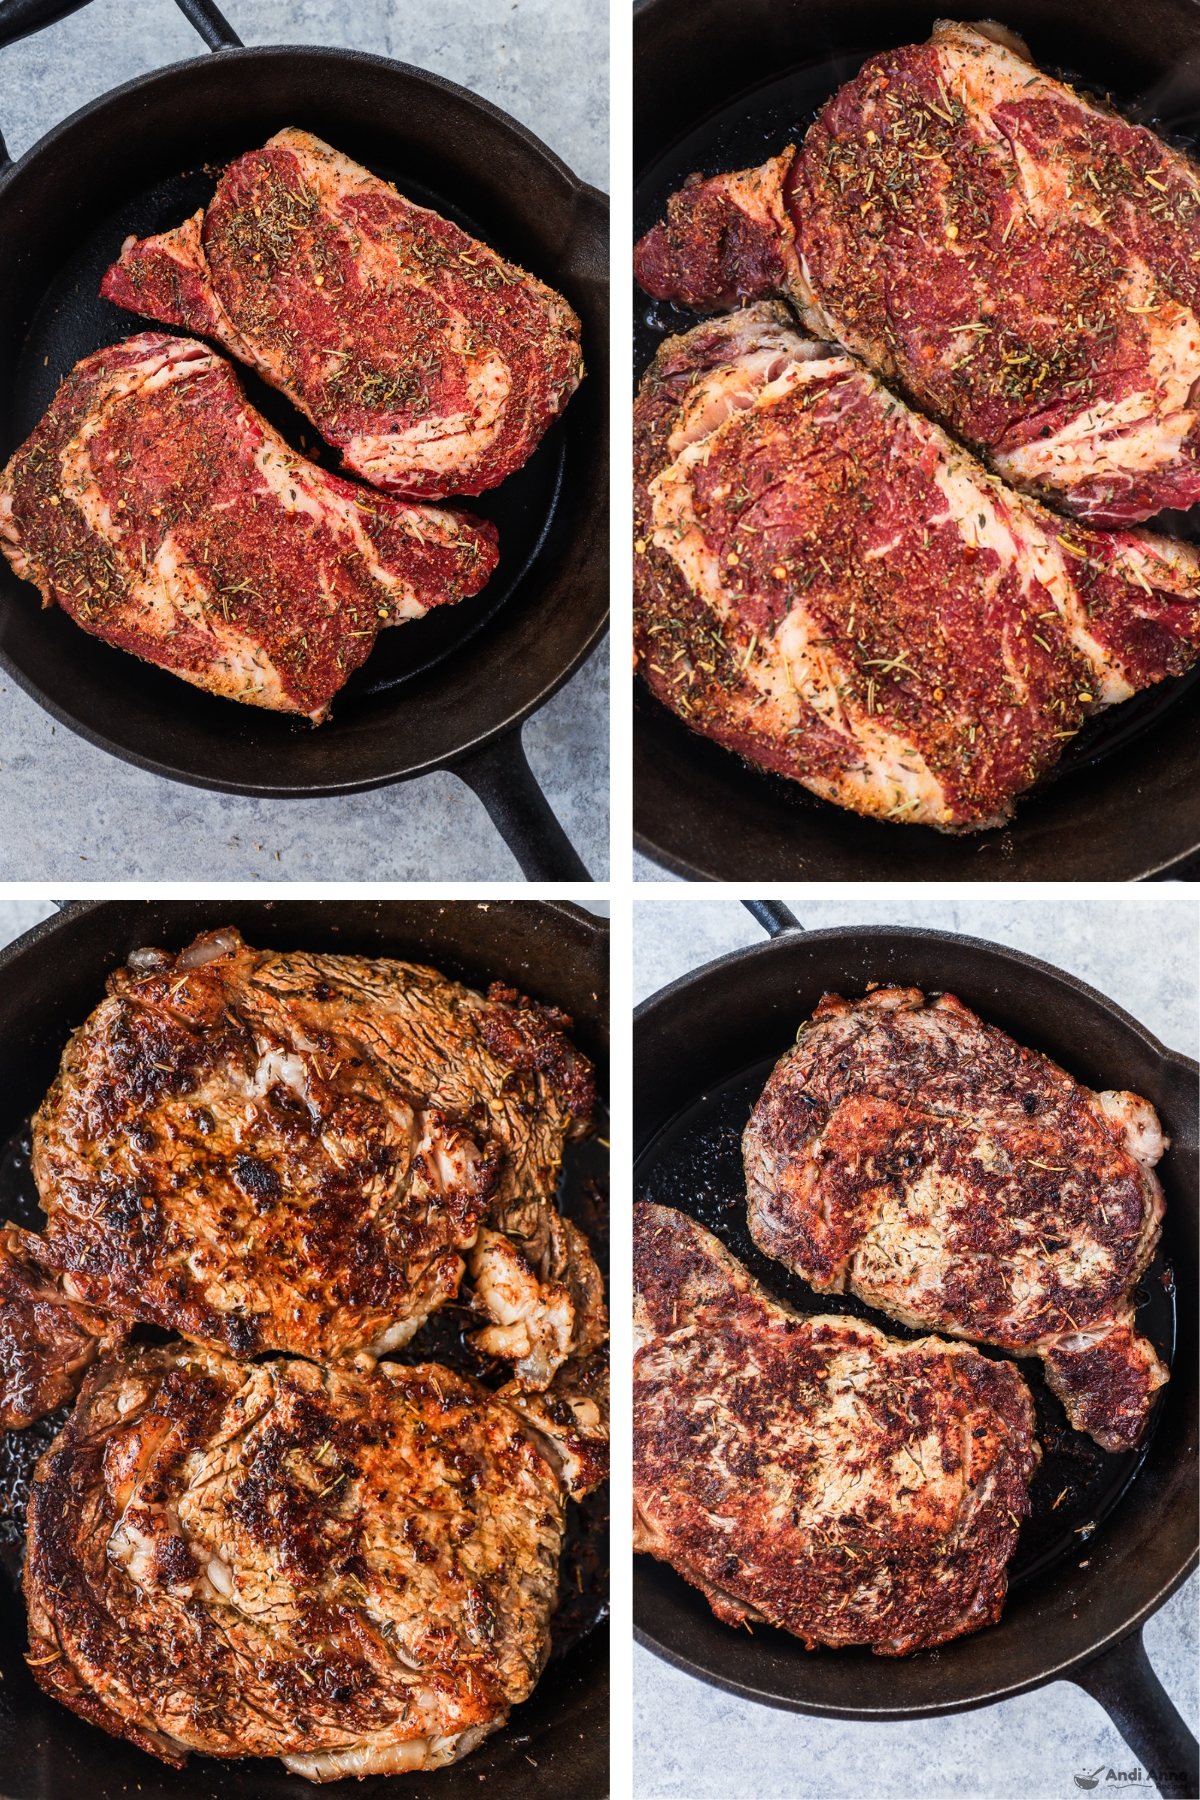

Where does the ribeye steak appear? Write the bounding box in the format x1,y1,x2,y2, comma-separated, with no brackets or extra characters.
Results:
0,335,498,723
0,1231,125,1430
15,928,603,1407
634,21,1200,524
633,1203,1039,1654
102,130,584,500
634,305,1200,829
24,1344,599,1781
743,988,1170,1451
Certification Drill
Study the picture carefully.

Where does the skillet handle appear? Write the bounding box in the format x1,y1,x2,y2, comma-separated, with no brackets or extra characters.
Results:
0,0,240,164
1070,1628,1199,1800
452,730,592,882
743,899,803,936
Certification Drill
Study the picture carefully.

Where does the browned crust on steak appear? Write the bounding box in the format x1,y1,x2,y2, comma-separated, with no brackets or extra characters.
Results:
633,1204,1039,1654
743,987,1169,1449
0,1231,126,1430
24,1345,566,1773
27,930,600,1383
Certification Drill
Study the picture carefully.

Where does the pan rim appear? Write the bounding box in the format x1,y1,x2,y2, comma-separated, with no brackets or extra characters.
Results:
0,44,609,798
633,922,1198,1715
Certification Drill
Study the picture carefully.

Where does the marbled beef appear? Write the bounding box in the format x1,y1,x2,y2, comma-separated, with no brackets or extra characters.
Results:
0,335,498,722
102,130,584,501
634,305,1200,829
634,21,1200,525
743,988,1170,1452
634,1203,1040,1654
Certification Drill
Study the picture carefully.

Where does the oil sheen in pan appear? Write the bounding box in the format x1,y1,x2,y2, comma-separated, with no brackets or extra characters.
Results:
633,1057,1175,1600
11,153,568,718
0,1105,610,1662
633,52,1200,792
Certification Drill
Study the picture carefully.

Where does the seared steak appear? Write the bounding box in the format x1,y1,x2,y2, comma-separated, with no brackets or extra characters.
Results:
743,988,1169,1451
634,22,1200,524
16,929,602,1404
634,305,1200,829
0,335,497,723
633,1203,1039,1655
0,1232,125,1430
102,130,583,500
24,1344,597,1781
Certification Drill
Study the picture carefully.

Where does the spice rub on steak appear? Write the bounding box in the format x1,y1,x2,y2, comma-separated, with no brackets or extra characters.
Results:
634,21,1200,524
24,1344,596,1782
102,129,584,501
0,335,497,723
743,988,1170,1452
18,928,603,1403
633,1203,1039,1655
634,305,1200,829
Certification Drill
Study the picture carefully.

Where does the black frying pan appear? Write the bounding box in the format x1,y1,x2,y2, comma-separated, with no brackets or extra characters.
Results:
0,0,609,880
634,900,1198,1797
633,0,1200,881
0,898,609,1800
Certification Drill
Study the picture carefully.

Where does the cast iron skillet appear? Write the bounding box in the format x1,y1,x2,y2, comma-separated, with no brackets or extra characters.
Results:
0,0,609,880
634,899,1198,1797
0,898,609,1800
633,0,1200,881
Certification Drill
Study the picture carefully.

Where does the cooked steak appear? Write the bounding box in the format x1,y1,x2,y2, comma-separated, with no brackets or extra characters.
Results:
634,21,1200,524
102,130,584,500
24,1343,598,1781
0,335,497,723
743,988,1170,1451
16,929,602,1405
634,305,1200,829
633,1203,1039,1655
0,1231,125,1430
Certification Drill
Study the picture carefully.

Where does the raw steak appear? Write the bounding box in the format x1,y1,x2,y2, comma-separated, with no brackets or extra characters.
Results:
743,988,1170,1452
634,21,1200,524
102,130,584,500
633,1203,1039,1654
634,305,1200,829
18,928,604,1405
0,335,498,723
24,1344,600,1781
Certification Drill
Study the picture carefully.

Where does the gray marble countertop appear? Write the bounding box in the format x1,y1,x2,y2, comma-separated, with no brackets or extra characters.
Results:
0,0,607,880
634,894,1199,1799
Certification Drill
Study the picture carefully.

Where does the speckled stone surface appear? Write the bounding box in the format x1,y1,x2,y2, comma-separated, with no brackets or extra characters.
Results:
634,894,1199,1799
0,0,607,880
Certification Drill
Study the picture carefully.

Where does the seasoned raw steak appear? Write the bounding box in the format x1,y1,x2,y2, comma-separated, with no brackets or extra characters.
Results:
0,335,497,723
19,929,603,1401
634,21,1200,524
743,988,1170,1451
633,1204,1039,1655
102,130,584,500
24,1345,595,1781
634,305,1200,829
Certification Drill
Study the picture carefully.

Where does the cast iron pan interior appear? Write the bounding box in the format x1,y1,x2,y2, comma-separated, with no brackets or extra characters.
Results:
633,0,1200,880
633,924,1198,1720
0,36,608,799
0,900,609,1800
